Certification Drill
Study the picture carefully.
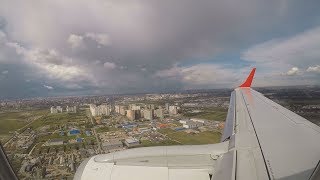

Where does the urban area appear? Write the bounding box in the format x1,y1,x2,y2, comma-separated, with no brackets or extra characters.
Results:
0,87,319,179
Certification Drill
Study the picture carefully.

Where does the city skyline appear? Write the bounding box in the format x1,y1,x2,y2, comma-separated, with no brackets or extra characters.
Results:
0,1,320,99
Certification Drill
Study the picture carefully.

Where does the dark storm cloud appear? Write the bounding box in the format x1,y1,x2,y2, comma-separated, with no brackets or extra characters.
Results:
0,0,320,98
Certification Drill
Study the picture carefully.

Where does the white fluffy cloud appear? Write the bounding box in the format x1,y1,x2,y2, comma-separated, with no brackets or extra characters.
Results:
286,67,299,76
156,64,237,88
85,33,111,46
241,26,320,86
43,84,54,90
307,65,320,73
6,41,93,84
242,26,320,70
67,33,111,49
103,62,116,69
67,34,84,49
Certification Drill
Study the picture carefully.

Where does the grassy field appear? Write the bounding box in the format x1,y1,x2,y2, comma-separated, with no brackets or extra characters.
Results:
96,126,118,133
159,128,221,145
183,107,227,121
0,109,47,135
29,110,87,130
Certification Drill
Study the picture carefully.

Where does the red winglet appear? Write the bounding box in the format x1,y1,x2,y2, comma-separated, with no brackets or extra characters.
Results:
239,68,256,87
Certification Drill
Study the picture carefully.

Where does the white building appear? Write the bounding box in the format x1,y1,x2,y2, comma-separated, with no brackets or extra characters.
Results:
169,106,179,115
179,119,188,124
154,108,164,119
50,106,58,114
182,121,203,129
90,104,111,116
190,118,206,124
124,138,140,148
180,119,204,129
66,106,77,113
56,106,63,113
50,106,63,113
143,109,153,120
126,110,136,120
130,104,141,110
115,105,127,115
119,106,127,115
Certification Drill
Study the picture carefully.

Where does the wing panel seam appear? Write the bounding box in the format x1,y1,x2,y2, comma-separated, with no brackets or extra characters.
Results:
239,90,272,180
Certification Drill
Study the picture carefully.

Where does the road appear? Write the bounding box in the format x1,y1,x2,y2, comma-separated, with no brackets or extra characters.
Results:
86,109,103,154
4,115,44,147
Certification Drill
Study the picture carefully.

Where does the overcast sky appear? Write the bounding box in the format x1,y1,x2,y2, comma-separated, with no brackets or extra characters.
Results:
0,0,320,99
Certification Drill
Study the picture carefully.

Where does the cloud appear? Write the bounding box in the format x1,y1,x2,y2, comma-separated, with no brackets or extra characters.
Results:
156,64,237,88
0,31,6,42
242,26,320,70
85,33,111,46
103,62,116,69
286,67,299,76
0,0,320,98
6,40,93,84
241,25,320,86
307,65,320,73
43,84,54,90
2,70,8,74
68,33,111,49
67,34,84,49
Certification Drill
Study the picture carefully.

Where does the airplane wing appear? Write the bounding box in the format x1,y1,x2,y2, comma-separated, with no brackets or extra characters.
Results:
74,68,320,180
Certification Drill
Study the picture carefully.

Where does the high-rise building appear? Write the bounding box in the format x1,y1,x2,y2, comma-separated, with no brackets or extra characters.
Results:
50,106,64,113
90,104,98,116
50,106,58,114
56,106,63,113
90,104,111,116
130,104,141,110
66,106,77,113
115,105,120,113
126,110,136,120
119,106,127,116
165,103,169,111
169,106,179,115
135,110,141,119
115,105,128,115
154,108,164,119
144,109,153,120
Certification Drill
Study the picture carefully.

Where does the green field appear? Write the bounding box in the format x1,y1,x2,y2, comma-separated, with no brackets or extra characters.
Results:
29,110,87,131
96,126,118,133
183,107,227,121
159,129,221,145
0,110,47,135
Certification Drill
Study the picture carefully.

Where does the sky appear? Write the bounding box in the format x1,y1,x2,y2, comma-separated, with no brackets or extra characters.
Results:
0,0,320,99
